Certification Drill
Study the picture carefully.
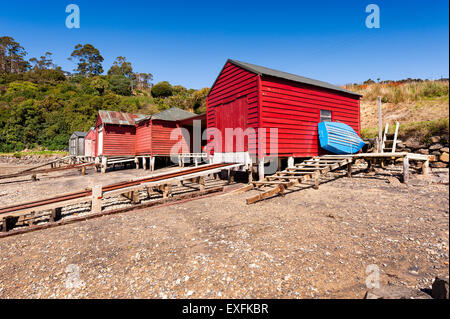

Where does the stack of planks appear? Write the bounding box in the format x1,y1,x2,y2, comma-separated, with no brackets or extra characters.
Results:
246,155,353,204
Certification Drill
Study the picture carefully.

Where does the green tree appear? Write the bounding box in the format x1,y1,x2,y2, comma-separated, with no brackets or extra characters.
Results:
90,76,109,95
0,36,30,74
29,52,55,70
107,56,133,78
69,44,104,76
108,75,132,96
151,81,173,98
135,72,153,90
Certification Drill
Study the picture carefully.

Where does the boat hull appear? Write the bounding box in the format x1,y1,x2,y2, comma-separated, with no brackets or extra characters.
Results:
318,122,365,154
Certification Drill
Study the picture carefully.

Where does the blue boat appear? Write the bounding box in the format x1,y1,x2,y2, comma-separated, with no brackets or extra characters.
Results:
318,122,365,154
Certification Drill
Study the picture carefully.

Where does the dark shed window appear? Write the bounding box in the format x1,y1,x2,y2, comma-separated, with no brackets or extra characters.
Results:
320,110,332,122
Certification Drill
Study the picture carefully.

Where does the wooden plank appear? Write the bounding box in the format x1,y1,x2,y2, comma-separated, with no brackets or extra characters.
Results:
252,181,291,185
246,157,351,204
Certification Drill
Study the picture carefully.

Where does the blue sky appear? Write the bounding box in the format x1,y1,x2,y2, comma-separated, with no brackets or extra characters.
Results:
0,0,448,89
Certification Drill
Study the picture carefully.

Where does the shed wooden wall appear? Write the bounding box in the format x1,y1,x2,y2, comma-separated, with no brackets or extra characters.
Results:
136,121,152,155
206,62,259,154
260,76,360,157
84,130,96,157
151,120,188,156
102,125,136,156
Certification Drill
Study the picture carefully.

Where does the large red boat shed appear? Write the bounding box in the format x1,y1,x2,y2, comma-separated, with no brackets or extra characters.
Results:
206,59,362,163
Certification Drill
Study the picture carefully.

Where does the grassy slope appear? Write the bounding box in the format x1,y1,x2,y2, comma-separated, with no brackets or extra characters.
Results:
344,80,449,142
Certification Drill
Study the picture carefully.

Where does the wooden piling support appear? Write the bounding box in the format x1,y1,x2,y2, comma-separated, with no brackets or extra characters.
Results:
2,217,7,232
101,157,107,173
258,157,265,181
198,176,205,191
422,159,430,176
91,184,102,214
347,162,353,178
403,156,409,183
313,171,319,190
150,157,155,171
50,207,62,222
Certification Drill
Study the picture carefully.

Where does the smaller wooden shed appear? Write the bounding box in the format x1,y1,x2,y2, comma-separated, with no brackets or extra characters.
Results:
95,110,147,157
84,127,96,158
69,131,87,156
135,107,199,156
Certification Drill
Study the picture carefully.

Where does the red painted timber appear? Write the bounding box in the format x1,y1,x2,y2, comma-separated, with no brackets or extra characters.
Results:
207,62,259,154
101,124,136,156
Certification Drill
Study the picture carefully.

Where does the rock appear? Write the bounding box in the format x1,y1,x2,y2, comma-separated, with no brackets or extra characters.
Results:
430,136,441,143
432,277,449,299
440,152,449,163
431,162,448,168
386,177,401,186
429,144,444,151
418,149,429,155
396,142,405,149
431,151,441,156
405,140,426,150
364,286,432,299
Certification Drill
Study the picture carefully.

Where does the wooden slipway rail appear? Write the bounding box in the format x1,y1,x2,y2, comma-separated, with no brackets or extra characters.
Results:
246,155,353,204
0,162,95,180
245,152,432,204
0,163,240,234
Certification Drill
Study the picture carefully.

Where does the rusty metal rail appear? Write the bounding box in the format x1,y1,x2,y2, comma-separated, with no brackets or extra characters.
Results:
0,163,231,216
0,162,95,180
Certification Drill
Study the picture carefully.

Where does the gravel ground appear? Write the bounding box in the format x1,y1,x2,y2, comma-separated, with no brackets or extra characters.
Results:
0,168,448,299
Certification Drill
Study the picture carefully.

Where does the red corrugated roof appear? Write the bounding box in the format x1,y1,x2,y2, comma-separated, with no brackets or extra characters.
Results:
98,110,147,126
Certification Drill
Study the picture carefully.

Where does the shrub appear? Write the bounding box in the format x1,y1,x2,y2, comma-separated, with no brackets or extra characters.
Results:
151,81,173,98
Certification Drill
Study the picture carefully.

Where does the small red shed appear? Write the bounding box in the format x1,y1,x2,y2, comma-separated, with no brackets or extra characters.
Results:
95,110,147,157
206,59,362,162
84,127,96,157
135,107,199,156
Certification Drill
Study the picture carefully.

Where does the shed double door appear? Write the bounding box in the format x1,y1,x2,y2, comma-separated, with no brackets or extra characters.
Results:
217,96,248,153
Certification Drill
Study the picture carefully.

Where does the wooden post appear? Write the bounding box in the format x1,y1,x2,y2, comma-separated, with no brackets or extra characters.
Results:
2,217,7,232
28,212,35,227
378,96,382,153
163,184,172,198
91,184,102,214
313,171,319,190
347,162,353,178
50,207,62,222
81,166,86,175
101,157,107,173
198,176,205,191
402,156,409,183
422,158,430,176
287,156,294,169
258,157,265,181
150,157,155,171
132,191,140,204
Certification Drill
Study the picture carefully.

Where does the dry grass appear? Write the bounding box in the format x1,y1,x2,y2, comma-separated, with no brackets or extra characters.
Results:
345,80,449,141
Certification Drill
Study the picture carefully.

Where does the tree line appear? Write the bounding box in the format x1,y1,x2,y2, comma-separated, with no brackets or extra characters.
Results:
0,36,209,152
